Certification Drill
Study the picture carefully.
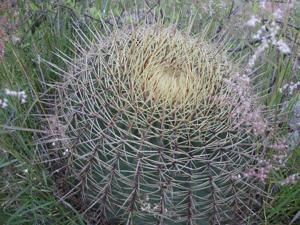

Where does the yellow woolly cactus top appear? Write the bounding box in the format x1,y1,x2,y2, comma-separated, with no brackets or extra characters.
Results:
104,24,236,107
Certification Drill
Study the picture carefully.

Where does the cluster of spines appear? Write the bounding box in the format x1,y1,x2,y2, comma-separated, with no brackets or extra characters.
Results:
43,22,267,225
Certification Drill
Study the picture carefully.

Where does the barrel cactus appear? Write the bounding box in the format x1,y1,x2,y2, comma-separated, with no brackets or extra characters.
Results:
46,22,267,225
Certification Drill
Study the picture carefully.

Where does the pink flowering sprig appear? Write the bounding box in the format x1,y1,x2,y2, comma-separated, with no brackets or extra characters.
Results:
269,139,289,167
233,166,299,186
268,139,300,186
280,173,299,186
227,2,296,135
226,1,298,191
224,73,268,136
279,81,300,96
244,159,273,183
268,140,289,152
231,159,272,183
237,138,297,185
246,20,290,70
245,1,293,66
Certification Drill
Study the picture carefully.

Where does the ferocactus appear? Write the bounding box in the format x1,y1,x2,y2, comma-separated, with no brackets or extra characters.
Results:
47,22,266,225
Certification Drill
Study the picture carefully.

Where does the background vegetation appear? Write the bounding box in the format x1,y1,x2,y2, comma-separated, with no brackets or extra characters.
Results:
0,0,299,224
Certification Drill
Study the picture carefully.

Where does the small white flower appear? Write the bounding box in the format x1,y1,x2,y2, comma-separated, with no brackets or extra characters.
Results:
21,97,27,104
11,35,21,45
0,98,8,108
246,15,260,27
276,40,291,54
273,8,283,19
63,148,70,156
281,81,300,95
5,89,12,96
260,0,266,9
4,88,27,103
252,26,265,40
141,202,151,212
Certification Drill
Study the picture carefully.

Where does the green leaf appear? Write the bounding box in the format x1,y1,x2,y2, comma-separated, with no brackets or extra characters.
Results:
103,0,111,17
90,6,101,20
29,2,38,12
65,0,76,8
96,0,102,10
252,2,260,14
0,159,17,169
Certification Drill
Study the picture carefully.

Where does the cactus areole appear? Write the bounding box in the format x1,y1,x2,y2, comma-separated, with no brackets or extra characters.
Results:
51,23,263,224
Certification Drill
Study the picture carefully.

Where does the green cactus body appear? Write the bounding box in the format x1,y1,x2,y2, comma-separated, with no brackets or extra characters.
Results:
51,24,263,225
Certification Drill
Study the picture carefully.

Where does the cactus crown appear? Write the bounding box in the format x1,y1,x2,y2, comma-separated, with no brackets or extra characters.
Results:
46,22,265,225
119,25,233,106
